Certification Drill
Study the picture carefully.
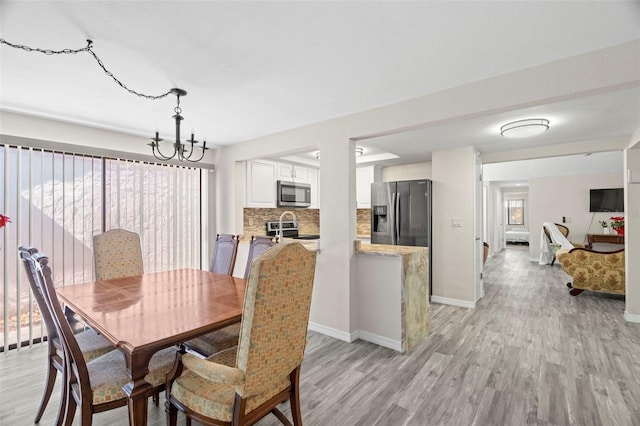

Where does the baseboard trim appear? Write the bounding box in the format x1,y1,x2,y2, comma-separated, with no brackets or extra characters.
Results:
307,321,352,342
352,330,403,352
431,296,476,309
624,311,640,323
307,322,404,352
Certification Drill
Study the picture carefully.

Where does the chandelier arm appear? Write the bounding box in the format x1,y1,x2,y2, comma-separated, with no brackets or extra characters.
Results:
152,142,178,161
183,147,207,163
181,142,197,160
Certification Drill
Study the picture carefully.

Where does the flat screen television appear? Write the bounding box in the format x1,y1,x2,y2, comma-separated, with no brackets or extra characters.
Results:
589,188,624,212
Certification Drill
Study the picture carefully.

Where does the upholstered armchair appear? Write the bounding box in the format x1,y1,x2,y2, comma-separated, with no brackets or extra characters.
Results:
166,242,317,426
556,248,625,296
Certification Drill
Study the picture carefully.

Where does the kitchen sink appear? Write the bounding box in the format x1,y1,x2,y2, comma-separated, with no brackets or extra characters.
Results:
291,234,320,240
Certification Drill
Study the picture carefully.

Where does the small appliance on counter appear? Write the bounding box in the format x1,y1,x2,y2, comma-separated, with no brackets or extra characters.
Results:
266,221,319,240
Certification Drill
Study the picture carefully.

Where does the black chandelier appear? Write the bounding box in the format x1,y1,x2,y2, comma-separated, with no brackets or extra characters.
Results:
0,38,209,163
148,88,208,163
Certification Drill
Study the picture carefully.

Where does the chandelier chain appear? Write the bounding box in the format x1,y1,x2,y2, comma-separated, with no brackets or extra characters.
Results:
0,38,172,100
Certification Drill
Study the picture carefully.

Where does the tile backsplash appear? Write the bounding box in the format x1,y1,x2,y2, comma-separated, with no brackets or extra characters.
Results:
243,208,371,239
357,209,371,237
243,208,319,238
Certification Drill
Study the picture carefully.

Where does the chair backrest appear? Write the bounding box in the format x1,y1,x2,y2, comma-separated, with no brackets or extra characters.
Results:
29,251,93,395
243,235,278,279
543,223,569,243
236,242,317,398
93,229,144,280
209,234,239,275
18,246,59,345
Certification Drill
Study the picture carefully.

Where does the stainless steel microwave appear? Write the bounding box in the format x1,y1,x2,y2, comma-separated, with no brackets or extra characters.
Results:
277,180,311,208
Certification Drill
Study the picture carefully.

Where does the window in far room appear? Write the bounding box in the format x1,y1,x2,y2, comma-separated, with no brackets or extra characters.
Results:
507,199,524,225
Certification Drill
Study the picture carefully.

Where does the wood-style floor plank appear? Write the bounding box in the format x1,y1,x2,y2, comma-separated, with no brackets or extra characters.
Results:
2,245,640,425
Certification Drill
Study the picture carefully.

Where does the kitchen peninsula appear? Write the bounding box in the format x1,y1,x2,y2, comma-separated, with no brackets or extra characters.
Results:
354,241,429,353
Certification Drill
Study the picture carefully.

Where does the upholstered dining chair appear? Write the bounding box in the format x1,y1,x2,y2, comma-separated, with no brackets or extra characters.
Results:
19,246,114,424
93,228,144,281
31,249,177,426
166,242,317,426
185,235,279,357
209,234,240,275
243,235,278,279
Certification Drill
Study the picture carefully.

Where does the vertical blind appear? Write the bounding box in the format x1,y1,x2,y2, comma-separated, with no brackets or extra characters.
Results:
0,144,202,352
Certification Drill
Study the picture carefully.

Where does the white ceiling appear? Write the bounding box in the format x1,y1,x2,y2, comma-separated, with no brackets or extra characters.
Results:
1,1,640,161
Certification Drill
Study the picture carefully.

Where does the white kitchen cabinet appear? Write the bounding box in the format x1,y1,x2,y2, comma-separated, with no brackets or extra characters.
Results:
307,167,320,209
277,163,309,184
356,166,374,208
245,160,277,208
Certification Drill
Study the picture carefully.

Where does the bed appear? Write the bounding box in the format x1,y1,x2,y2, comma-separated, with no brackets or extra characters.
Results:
505,227,529,244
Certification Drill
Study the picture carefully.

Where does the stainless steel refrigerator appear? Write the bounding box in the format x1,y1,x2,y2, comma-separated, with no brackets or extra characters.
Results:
371,180,432,247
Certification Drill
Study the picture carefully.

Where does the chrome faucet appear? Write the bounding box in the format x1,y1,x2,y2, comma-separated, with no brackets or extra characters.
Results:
278,210,297,240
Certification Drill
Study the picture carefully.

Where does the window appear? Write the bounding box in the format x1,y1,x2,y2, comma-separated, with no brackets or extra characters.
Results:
0,144,202,351
507,199,524,225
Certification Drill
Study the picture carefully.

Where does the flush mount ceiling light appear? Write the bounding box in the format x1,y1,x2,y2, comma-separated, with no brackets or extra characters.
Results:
500,118,550,138
315,146,364,159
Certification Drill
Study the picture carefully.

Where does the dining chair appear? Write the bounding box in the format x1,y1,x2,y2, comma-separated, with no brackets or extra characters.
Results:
93,228,144,281
184,235,276,357
19,246,114,425
166,242,317,426
243,235,278,279
209,234,240,275
31,250,177,426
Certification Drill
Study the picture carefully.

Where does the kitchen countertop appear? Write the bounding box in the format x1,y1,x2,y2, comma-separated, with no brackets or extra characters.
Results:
281,237,319,252
354,240,429,256
237,235,319,252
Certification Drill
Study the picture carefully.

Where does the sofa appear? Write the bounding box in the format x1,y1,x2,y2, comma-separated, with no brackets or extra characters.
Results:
556,248,625,296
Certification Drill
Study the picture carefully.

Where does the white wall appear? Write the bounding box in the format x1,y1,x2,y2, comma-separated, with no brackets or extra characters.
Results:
382,161,432,182
432,147,476,303
528,172,624,260
625,135,640,321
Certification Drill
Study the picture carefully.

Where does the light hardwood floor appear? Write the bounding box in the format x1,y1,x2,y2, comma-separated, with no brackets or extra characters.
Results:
2,246,639,425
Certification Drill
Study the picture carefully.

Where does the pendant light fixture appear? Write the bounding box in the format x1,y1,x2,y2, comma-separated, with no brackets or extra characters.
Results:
148,88,208,162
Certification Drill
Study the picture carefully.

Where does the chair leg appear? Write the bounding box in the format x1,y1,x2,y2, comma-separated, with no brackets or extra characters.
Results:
289,367,303,426
63,394,77,426
55,369,68,426
165,399,178,426
34,357,58,423
569,288,584,296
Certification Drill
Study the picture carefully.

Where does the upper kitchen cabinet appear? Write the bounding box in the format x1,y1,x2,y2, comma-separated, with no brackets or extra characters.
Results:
356,166,374,208
277,163,309,184
246,160,277,208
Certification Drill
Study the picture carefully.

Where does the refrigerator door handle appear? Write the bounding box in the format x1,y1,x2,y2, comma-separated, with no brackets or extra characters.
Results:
395,193,400,243
390,192,397,245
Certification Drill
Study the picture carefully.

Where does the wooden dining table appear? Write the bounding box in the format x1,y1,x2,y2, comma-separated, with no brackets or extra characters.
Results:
57,269,246,426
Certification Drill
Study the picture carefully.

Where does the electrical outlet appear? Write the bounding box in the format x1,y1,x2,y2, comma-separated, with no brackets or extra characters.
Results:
451,218,462,227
